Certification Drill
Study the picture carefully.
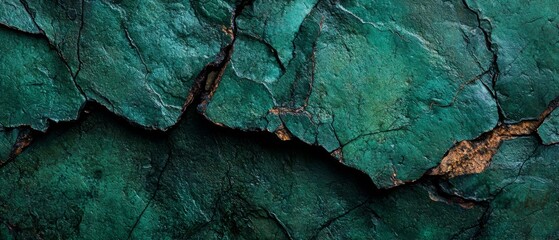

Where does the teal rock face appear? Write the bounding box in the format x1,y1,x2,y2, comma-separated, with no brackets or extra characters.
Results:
0,27,85,131
539,108,559,144
1,0,558,238
444,137,559,239
203,0,499,187
0,0,234,129
0,108,487,239
464,0,559,121
0,0,39,33
0,128,17,160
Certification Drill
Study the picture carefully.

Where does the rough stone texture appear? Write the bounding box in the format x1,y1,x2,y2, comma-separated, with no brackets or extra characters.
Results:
0,108,486,239
538,108,559,144
0,27,85,131
470,0,559,121
0,0,234,130
444,137,559,239
0,0,558,238
0,128,17,160
202,0,500,187
0,0,39,33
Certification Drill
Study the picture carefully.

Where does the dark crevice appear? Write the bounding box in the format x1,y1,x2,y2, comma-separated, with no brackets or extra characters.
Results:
461,0,506,122
72,0,86,98
309,197,372,240
287,0,323,68
1,90,495,238
470,205,492,239
127,148,172,240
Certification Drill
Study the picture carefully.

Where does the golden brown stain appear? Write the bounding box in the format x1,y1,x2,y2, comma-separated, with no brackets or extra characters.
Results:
430,98,559,178
221,26,234,39
0,130,34,168
428,191,476,209
274,126,292,141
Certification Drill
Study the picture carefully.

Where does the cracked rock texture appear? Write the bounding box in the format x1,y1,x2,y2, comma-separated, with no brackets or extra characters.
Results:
443,137,559,239
203,0,501,187
1,0,558,239
0,107,486,239
539,108,559,144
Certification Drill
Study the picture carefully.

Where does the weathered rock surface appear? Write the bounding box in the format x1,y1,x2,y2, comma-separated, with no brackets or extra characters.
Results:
1,0,234,129
539,108,559,144
0,108,486,239
202,0,501,187
0,0,558,238
444,137,559,239
0,27,84,131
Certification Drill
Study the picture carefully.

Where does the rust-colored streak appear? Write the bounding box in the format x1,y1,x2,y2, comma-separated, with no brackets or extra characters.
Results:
0,130,34,168
431,98,559,178
274,126,292,141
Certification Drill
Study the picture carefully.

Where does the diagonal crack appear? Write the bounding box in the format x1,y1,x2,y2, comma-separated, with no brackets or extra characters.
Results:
430,96,559,178
127,147,172,240
0,128,34,169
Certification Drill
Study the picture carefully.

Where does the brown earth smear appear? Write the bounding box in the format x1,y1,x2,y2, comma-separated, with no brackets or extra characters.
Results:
430,97,559,178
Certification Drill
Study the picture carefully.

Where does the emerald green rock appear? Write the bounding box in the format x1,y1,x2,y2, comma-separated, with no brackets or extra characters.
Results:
0,27,85,131
0,0,39,33
16,0,233,129
538,108,559,144
317,185,486,240
203,0,499,187
0,108,486,239
0,0,558,238
445,137,559,239
462,0,559,121
0,128,17,159
0,111,169,239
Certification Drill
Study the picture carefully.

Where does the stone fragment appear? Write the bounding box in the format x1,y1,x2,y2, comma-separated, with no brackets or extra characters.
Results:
463,0,559,121
4,0,235,130
538,108,559,144
0,0,39,33
0,27,85,131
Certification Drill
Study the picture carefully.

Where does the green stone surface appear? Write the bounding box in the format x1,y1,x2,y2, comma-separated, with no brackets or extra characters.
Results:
444,137,559,239
0,0,234,129
0,128,17,159
466,0,559,121
0,27,85,131
538,108,559,144
0,0,558,238
0,1,39,33
0,108,486,239
203,0,499,187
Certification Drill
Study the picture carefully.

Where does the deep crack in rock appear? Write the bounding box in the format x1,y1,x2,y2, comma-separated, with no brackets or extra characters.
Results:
431,96,559,178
